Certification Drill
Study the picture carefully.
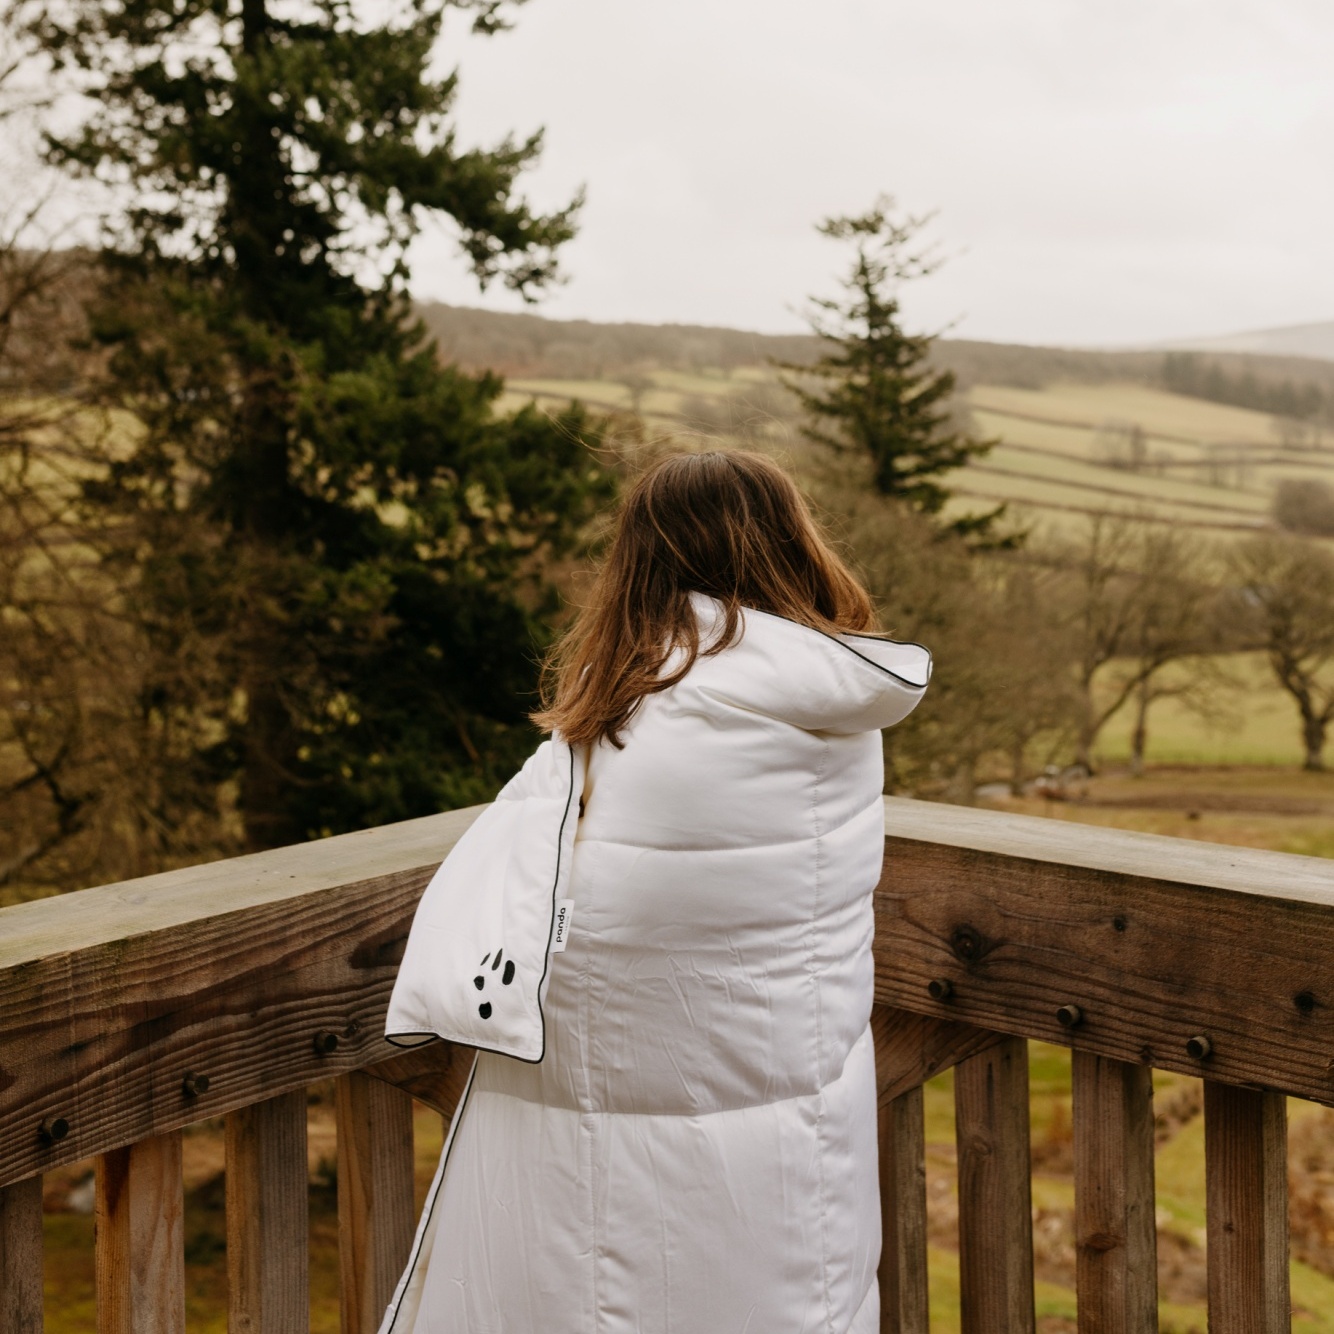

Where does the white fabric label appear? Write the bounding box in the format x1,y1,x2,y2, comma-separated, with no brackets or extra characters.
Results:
550,898,575,952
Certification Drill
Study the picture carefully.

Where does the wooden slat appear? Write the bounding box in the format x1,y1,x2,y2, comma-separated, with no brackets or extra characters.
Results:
870,1004,994,1333
227,1092,308,1334
877,1085,928,1334
363,1041,470,1119
337,1073,415,1334
94,1131,185,1334
0,807,481,1186
0,1176,43,1334
1204,1081,1289,1334
1071,1052,1156,1333
954,1035,1035,1334
871,1005,1008,1105
874,825,1334,1105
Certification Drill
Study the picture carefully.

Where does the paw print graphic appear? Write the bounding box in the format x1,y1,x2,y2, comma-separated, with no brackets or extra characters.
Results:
473,948,516,1020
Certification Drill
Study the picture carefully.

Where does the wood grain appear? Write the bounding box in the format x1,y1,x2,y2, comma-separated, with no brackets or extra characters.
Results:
227,1092,308,1334
954,1036,1035,1334
337,1073,415,1334
875,830,1334,1103
4,795,1333,1190
363,1042,470,1120
1071,1052,1156,1333
0,1176,43,1334
0,816,470,1186
877,1084,928,1334
94,1131,185,1334
870,1005,1007,1106
1204,1081,1289,1334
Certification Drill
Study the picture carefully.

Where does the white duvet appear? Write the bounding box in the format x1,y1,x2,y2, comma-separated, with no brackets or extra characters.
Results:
380,596,931,1334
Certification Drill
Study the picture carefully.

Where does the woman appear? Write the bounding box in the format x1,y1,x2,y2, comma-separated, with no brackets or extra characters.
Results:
380,450,931,1334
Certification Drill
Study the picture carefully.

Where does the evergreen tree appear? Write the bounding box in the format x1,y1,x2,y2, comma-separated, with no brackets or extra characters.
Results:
22,0,614,849
786,198,1006,541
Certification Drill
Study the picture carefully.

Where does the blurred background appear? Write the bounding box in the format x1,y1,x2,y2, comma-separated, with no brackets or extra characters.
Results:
4,0,1334,1328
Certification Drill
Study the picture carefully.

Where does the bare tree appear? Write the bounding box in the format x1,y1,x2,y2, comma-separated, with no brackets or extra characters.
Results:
1052,518,1217,772
1228,536,1334,771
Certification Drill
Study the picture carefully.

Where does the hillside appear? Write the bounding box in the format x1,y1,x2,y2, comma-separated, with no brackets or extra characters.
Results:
1161,319,1334,363
419,301,1334,394
419,302,1334,539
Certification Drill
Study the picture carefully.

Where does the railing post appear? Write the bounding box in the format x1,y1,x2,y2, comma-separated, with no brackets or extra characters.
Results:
1071,1052,1157,1333
954,1035,1035,1334
878,1084,928,1334
336,1071,415,1334
227,1092,309,1334
0,1177,43,1334
1204,1081,1289,1334
94,1131,186,1334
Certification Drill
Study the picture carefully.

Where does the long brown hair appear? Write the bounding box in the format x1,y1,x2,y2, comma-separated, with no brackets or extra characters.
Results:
534,450,875,747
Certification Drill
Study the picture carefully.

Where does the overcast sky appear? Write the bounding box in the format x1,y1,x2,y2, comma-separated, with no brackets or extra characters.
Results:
407,0,1334,346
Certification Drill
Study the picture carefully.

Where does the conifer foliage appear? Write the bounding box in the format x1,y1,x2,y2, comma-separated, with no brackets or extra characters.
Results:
788,198,1004,540
22,0,613,849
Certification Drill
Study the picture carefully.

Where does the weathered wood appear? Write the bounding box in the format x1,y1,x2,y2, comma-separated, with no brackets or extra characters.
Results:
337,1072,415,1334
877,1084,928,1334
875,809,1334,1105
1071,1052,1156,1333
94,1131,185,1334
0,1176,43,1334
1204,1081,1289,1334
870,1004,1007,1105
227,1092,309,1334
954,1035,1035,1334
0,807,482,1186
883,795,1334,906
364,1041,470,1119
4,795,1334,1187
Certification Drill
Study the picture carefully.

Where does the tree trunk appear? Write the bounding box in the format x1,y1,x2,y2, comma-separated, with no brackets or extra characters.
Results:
232,0,304,852
1075,726,1096,777
1130,680,1150,778
1303,714,1326,773
1008,738,1027,797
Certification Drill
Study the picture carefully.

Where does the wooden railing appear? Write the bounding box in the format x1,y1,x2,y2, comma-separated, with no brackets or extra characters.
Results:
1,796,1331,1332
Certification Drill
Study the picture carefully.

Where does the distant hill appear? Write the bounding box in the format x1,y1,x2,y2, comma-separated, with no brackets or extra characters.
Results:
416,303,824,379
1158,320,1334,364
417,302,1334,399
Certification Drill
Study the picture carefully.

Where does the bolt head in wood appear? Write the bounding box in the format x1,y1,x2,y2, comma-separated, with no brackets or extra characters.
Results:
927,978,954,1001
38,1117,69,1145
313,1031,340,1056
182,1071,210,1098
1186,1034,1212,1059
1056,1004,1083,1028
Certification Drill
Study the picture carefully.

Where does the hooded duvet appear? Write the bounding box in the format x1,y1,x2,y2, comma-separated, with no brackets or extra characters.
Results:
380,597,931,1334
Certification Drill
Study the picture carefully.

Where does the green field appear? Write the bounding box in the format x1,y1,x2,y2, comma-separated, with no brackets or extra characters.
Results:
502,366,1334,540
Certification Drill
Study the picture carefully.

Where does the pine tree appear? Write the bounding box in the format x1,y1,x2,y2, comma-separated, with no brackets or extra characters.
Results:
22,0,615,849
786,197,1006,541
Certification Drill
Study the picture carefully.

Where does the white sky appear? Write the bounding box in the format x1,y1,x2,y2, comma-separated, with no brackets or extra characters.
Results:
407,0,1334,346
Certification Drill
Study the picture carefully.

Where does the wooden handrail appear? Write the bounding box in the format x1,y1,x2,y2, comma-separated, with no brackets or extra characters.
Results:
876,796,1334,1101
1,796,1330,1333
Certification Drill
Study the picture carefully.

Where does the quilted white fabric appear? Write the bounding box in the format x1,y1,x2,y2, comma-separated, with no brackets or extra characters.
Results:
379,596,931,1334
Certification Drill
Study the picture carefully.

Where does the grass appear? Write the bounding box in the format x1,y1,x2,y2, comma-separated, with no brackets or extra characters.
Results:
498,365,1329,536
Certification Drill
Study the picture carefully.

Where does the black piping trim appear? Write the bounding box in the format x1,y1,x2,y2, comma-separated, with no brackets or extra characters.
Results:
730,602,933,691
379,1052,480,1334
382,738,579,1067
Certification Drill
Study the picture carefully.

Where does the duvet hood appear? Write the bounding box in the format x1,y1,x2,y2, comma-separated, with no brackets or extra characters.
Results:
686,593,932,736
